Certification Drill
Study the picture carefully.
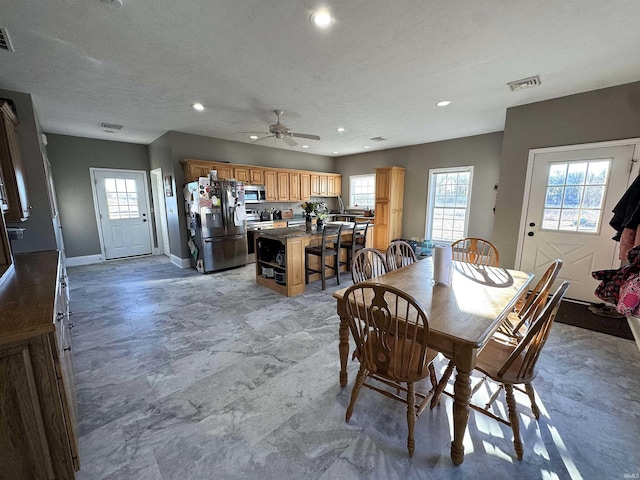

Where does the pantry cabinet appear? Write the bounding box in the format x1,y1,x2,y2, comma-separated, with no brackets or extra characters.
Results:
373,166,405,251
0,251,79,479
0,100,30,222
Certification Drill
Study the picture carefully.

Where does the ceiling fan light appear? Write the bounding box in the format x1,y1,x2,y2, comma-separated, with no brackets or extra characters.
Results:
311,9,335,28
336,127,345,132
436,100,451,107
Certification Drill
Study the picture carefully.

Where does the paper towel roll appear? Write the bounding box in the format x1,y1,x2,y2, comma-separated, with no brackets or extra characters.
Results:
433,245,453,284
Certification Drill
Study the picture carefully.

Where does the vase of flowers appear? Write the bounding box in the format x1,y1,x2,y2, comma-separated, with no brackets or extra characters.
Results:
301,201,329,231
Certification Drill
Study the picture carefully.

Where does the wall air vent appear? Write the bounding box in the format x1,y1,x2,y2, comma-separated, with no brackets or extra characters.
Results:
0,27,14,52
370,136,387,142
100,122,123,130
507,75,541,92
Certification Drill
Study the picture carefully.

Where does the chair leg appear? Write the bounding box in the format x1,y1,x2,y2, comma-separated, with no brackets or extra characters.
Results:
428,362,437,391
406,382,416,457
305,252,310,285
524,383,540,419
335,253,341,285
430,361,455,408
346,366,367,422
504,384,524,460
321,254,326,290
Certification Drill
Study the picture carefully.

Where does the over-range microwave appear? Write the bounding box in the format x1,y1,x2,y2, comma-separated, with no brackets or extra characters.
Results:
244,185,266,203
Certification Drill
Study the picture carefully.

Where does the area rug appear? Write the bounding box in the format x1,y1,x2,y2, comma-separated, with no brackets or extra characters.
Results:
555,300,634,340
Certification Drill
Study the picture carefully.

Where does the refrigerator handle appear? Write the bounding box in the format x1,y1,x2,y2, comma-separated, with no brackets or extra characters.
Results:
220,186,228,228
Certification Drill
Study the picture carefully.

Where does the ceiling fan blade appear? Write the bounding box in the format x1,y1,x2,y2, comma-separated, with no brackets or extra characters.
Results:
291,132,320,141
283,136,298,146
241,131,270,135
253,135,274,143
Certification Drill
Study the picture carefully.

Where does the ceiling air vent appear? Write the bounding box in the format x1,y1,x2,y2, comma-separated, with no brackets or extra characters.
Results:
0,27,14,52
100,122,123,130
507,75,541,92
370,136,387,142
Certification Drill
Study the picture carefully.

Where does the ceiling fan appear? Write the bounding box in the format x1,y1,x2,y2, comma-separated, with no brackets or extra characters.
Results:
244,110,320,146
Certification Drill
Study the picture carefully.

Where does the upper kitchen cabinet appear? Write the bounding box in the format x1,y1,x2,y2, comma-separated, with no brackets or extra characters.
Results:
212,163,234,180
182,159,215,182
300,173,311,201
0,100,30,222
328,175,341,197
233,166,251,183
264,170,278,201
249,168,264,185
289,172,300,202
277,171,290,201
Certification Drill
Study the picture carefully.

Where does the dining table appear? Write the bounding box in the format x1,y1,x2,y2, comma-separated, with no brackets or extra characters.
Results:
333,258,533,465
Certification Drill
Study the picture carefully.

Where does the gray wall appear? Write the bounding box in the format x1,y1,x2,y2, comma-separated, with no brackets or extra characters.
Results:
335,132,504,242
0,88,57,253
494,81,640,268
46,134,150,258
149,131,336,259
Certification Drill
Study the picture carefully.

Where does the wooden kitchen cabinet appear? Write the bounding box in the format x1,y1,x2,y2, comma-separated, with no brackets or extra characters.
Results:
0,251,79,479
0,100,30,222
319,175,328,196
289,172,300,201
264,170,278,201
212,163,234,180
233,166,251,183
250,168,264,185
373,166,405,251
300,173,311,201
278,171,290,201
311,174,320,196
182,159,215,182
328,174,341,197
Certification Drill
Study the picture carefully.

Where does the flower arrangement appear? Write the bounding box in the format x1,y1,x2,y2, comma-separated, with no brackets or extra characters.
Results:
301,201,328,217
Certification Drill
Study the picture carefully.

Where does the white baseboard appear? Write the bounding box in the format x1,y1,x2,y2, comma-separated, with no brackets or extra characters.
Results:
171,254,191,269
66,254,104,267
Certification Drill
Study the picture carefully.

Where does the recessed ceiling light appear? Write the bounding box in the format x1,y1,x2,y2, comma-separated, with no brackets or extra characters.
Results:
363,146,371,149
302,145,309,149
436,100,451,107
249,135,258,140
333,151,339,154
192,103,205,111
310,9,335,28
336,127,345,132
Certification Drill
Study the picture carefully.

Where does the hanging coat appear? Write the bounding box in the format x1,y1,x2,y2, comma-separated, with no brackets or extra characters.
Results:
610,174,640,241
592,245,640,316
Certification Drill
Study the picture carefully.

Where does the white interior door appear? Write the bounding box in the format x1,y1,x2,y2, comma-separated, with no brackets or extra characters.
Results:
92,169,153,260
518,143,638,303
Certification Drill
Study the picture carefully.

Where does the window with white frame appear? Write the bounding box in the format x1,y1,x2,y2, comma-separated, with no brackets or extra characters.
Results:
349,174,376,208
426,166,474,242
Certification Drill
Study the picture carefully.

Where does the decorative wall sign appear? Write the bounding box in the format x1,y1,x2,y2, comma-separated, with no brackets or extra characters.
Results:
164,176,173,197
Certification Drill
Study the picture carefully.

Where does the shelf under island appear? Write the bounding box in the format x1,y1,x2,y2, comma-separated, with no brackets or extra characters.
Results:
254,223,374,296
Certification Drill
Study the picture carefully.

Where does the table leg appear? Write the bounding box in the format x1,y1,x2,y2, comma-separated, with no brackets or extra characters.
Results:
339,312,350,387
451,364,472,465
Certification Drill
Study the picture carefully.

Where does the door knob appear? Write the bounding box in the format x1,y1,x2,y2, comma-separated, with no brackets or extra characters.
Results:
528,232,534,237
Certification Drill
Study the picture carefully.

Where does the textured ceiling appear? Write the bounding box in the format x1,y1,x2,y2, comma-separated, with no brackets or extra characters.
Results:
1,0,640,157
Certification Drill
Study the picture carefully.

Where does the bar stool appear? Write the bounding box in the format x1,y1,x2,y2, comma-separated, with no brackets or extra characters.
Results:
339,221,370,271
305,224,343,290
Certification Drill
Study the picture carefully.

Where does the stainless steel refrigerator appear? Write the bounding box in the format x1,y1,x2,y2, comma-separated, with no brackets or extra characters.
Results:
185,178,249,272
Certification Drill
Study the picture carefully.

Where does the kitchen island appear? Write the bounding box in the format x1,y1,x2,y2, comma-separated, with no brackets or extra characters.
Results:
254,223,373,296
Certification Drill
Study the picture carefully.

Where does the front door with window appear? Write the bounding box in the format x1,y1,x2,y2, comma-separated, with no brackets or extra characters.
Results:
92,169,153,260
518,144,637,302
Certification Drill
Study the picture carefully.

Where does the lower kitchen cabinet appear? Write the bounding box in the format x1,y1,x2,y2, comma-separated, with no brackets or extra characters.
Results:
0,251,79,479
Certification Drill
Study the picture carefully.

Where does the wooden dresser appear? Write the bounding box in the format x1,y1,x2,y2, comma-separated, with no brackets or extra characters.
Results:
0,251,79,479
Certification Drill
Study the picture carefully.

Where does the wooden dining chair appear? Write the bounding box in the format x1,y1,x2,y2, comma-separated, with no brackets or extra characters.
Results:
351,247,387,283
343,282,438,457
431,281,570,460
497,259,563,340
339,221,370,271
305,224,343,290
451,237,499,266
386,240,417,271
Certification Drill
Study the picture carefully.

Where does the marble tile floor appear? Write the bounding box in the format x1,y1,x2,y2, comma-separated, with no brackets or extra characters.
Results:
68,256,640,480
